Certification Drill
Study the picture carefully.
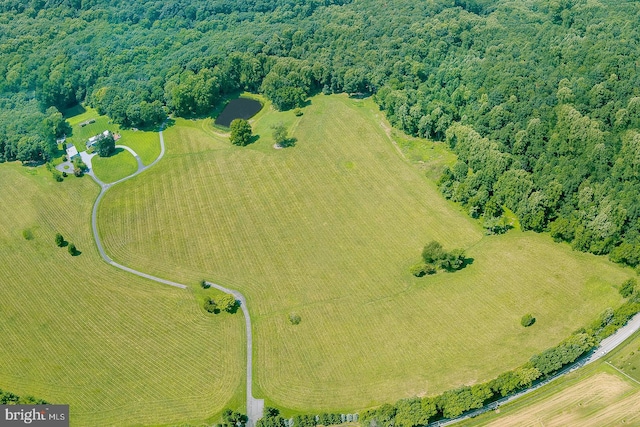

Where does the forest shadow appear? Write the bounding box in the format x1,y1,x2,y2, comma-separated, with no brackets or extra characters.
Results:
62,104,86,119
278,137,297,148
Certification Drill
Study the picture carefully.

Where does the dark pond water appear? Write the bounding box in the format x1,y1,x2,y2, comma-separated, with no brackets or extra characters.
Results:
215,98,263,127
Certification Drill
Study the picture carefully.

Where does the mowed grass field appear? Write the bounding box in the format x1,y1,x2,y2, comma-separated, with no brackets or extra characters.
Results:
97,94,631,411
91,147,138,183
0,163,244,426
461,331,640,426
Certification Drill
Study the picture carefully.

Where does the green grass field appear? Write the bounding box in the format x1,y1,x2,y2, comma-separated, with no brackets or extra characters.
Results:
0,163,244,426
96,94,632,412
460,331,640,426
62,106,161,165
91,147,139,183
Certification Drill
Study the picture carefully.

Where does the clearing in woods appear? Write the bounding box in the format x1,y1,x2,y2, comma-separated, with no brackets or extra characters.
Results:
96,94,631,411
63,106,162,166
0,162,244,426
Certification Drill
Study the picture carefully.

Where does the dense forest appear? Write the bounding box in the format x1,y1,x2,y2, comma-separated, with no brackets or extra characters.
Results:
1,0,640,266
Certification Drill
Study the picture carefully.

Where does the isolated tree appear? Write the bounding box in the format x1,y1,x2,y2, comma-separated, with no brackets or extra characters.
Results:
55,233,64,247
520,313,535,327
96,133,115,157
229,119,252,146
68,243,77,255
272,122,288,147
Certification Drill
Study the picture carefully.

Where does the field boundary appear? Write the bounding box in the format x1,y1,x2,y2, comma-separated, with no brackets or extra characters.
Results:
431,312,640,426
605,361,640,386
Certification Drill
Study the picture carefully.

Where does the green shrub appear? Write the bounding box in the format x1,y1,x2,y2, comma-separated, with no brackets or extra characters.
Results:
51,169,63,182
410,262,436,277
288,313,301,325
294,108,303,116
521,314,535,327
204,297,217,313
55,233,64,247
22,229,34,240
201,280,211,289
68,243,77,255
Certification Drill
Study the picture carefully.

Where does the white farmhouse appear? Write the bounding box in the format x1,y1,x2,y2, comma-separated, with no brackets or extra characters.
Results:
86,130,112,149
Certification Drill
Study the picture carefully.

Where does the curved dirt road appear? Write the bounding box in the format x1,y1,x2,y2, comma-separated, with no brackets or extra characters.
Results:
88,126,262,426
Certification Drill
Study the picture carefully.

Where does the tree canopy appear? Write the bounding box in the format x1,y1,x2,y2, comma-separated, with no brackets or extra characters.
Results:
2,0,640,267
229,119,252,146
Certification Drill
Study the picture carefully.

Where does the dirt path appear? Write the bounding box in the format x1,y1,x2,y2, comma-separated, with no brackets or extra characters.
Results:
88,124,262,426
206,281,263,427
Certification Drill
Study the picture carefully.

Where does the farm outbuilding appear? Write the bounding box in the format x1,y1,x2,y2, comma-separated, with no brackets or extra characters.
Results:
65,143,79,160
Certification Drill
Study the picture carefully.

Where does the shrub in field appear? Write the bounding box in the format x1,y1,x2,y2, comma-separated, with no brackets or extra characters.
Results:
68,243,77,255
201,280,211,289
55,233,64,247
521,314,535,327
410,262,436,277
22,229,34,240
51,169,63,182
204,297,218,313
288,313,301,325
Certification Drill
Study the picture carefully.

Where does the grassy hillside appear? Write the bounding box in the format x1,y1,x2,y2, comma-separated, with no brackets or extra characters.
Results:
91,147,138,183
462,331,640,426
96,94,631,411
0,163,244,426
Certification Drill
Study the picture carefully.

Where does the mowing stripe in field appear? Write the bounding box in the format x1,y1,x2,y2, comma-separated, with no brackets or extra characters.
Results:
96,94,630,411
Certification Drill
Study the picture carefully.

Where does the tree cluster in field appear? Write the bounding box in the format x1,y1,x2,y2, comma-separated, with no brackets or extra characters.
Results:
46,162,64,182
356,278,640,426
203,293,239,314
410,241,466,277
212,408,248,427
289,413,358,427
0,388,48,405
257,407,357,427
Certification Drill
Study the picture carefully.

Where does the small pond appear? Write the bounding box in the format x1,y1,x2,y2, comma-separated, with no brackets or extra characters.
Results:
215,98,263,127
